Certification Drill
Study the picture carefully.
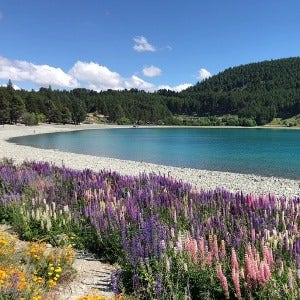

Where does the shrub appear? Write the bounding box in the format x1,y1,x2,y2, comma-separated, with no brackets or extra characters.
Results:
0,230,75,299
22,112,39,126
117,117,131,125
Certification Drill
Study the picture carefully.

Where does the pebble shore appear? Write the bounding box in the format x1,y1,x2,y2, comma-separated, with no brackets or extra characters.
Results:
0,124,299,198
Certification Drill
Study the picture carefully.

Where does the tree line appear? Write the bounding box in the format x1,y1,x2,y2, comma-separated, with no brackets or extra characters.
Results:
0,57,300,126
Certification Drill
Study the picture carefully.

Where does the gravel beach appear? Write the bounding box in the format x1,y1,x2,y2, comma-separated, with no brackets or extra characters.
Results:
0,124,299,198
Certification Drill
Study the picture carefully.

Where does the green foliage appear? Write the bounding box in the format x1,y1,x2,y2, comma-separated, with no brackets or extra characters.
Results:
61,107,72,124
36,113,46,123
188,267,223,299
9,95,25,123
223,115,239,126
22,112,39,126
71,99,86,125
0,90,10,124
239,117,257,127
117,117,131,125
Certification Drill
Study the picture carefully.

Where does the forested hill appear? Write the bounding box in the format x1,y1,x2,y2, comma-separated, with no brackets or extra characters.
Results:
0,57,300,126
180,57,300,124
187,57,300,93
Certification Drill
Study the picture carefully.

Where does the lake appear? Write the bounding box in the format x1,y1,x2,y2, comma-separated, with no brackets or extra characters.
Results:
10,127,300,179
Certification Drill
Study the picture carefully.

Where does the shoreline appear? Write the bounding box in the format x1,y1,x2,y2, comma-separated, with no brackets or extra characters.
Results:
0,124,299,198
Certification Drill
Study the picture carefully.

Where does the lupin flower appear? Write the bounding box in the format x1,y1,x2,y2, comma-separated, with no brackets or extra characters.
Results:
216,264,229,299
251,228,256,243
176,238,183,253
212,235,219,260
198,237,205,257
133,273,140,291
288,268,295,290
165,257,171,272
155,275,162,298
232,267,241,300
206,251,213,266
185,237,198,263
220,240,226,259
262,245,274,270
244,245,273,289
231,248,239,271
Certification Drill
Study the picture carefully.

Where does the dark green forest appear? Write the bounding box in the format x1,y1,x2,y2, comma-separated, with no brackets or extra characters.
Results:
1,57,300,126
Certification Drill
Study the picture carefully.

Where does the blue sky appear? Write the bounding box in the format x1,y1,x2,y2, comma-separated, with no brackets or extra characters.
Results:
0,0,299,91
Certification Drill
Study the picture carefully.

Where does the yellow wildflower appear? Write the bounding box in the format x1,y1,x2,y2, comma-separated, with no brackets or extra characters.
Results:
48,279,57,287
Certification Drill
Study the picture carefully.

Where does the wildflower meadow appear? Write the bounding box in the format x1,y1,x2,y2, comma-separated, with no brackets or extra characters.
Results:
0,159,300,299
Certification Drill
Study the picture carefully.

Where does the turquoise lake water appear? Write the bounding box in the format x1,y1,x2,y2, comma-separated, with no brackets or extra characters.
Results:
10,128,300,179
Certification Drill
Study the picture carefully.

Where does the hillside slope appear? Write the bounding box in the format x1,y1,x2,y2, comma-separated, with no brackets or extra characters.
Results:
179,57,300,124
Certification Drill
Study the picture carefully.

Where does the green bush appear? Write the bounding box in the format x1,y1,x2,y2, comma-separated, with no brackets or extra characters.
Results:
117,117,131,125
22,112,39,126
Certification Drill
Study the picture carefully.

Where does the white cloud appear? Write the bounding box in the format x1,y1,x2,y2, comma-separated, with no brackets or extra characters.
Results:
133,36,156,52
172,83,192,92
125,75,154,90
142,65,162,77
0,55,192,92
69,61,155,91
0,56,79,88
157,83,192,92
197,68,212,81
69,61,123,90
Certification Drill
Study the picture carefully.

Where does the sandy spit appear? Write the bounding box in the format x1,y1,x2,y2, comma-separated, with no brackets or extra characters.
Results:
0,124,299,198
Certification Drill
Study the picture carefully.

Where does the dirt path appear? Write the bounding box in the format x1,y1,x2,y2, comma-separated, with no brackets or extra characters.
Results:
52,251,115,299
